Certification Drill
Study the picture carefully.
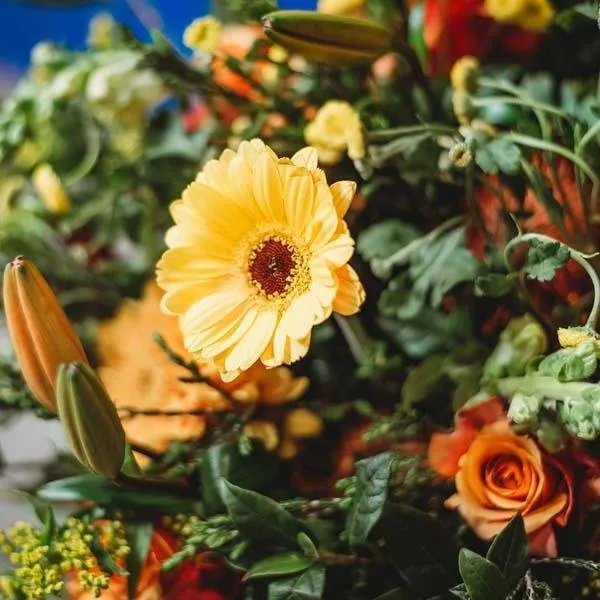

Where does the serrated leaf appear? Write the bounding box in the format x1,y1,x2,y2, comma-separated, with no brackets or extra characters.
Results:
268,563,326,600
219,480,312,549
486,513,529,586
357,220,421,262
347,452,394,548
523,239,570,282
459,549,510,600
125,522,154,599
244,552,314,581
474,273,516,297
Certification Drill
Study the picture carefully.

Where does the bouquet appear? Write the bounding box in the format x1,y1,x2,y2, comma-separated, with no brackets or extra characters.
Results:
0,0,599,598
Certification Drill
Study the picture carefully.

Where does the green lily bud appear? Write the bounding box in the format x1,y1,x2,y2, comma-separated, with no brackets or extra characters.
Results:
559,397,598,441
262,10,393,67
508,391,542,428
56,362,126,479
483,315,547,380
535,420,567,453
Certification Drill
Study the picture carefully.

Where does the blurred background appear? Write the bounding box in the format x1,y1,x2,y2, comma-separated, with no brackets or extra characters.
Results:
0,0,313,532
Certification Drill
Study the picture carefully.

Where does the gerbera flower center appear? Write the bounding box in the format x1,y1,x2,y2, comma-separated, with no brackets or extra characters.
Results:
248,238,299,296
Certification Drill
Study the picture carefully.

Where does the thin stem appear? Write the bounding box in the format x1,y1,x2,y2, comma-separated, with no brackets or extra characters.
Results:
129,443,165,462
367,124,456,141
503,233,600,330
318,551,376,567
334,314,369,365
576,119,600,156
471,95,569,121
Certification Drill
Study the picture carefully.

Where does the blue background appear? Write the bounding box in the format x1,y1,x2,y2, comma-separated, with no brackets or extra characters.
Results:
0,0,316,83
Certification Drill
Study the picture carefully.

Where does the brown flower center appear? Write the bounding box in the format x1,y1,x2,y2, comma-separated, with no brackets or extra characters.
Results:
249,238,298,296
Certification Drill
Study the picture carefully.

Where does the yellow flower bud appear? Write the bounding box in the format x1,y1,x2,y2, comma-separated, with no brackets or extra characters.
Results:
243,420,280,451
305,100,365,164
285,408,324,439
56,362,126,479
183,16,222,53
450,56,479,93
485,0,555,32
32,164,70,214
3,258,87,412
557,327,600,355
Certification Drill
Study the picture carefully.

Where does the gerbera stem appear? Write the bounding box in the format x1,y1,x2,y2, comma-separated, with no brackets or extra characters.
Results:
503,232,600,330
334,314,369,365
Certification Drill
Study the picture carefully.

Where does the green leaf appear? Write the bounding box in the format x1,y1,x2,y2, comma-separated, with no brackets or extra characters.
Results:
523,239,570,282
372,588,416,600
202,442,279,514
91,534,128,577
268,563,326,600
121,445,143,477
486,513,529,587
372,504,460,596
458,549,510,600
555,3,597,29
125,523,154,599
219,480,312,549
18,492,55,545
523,164,565,230
297,533,318,557
357,220,421,262
244,552,314,581
37,475,201,514
475,138,522,175
347,452,394,549
538,341,597,382
474,273,516,298
402,355,446,407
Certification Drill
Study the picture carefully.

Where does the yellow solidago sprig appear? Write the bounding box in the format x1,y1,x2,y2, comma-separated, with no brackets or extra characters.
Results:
305,101,366,165
183,16,222,53
157,139,365,381
485,0,555,32
558,327,600,356
0,518,129,599
32,163,70,214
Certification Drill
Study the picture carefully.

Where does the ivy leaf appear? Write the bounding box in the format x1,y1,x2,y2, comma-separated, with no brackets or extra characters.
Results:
268,563,326,600
357,220,421,262
459,549,510,600
523,239,570,282
244,552,314,581
219,480,312,549
475,138,522,175
538,341,597,382
474,273,516,297
125,522,154,599
486,513,529,587
346,452,394,549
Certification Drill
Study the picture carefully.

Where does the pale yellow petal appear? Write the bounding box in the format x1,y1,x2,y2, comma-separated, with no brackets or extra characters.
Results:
252,151,285,222
200,305,259,358
330,180,356,217
320,233,355,267
306,185,339,250
284,170,315,234
291,147,319,172
333,264,365,315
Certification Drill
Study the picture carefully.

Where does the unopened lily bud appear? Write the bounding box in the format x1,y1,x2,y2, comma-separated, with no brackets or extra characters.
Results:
263,11,392,67
559,397,598,441
56,362,126,479
285,408,324,439
3,257,87,412
508,391,542,427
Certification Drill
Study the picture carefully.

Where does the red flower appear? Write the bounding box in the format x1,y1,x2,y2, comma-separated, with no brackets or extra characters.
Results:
423,0,542,73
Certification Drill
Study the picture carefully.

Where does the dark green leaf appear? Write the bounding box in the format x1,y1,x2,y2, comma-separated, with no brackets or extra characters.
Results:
268,563,326,600
121,445,143,477
372,587,416,599
37,475,201,514
486,513,529,586
244,552,314,581
555,3,597,29
474,273,516,298
219,480,312,549
459,549,510,600
91,534,128,577
523,239,570,282
297,533,318,557
449,584,471,599
371,504,460,596
357,220,421,262
125,523,154,599
401,355,446,407
347,452,394,548
18,492,55,545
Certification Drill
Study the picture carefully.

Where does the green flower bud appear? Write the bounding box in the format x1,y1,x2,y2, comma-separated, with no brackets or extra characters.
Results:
508,391,542,427
538,341,597,382
535,420,567,453
484,315,547,380
56,362,126,479
559,397,598,441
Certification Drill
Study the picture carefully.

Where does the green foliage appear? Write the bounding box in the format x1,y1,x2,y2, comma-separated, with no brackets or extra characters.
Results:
125,522,154,598
474,272,516,298
475,138,522,175
555,3,598,28
458,549,510,600
268,563,326,600
357,220,421,262
538,341,597,382
244,552,315,581
486,513,529,587
225,0,279,20
346,452,394,549
523,239,571,282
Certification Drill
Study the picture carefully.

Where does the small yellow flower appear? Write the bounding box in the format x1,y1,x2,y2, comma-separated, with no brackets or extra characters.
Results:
267,44,289,64
32,164,70,214
87,12,117,49
244,420,279,451
557,327,600,355
285,408,324,439
485,0,555,32
317,0,365,17
157,140,365,380
450,56,479,93
305,101,365,165
183,16,222,53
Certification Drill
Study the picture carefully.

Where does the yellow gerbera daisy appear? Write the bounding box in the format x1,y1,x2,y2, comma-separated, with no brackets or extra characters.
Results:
156,139,365,381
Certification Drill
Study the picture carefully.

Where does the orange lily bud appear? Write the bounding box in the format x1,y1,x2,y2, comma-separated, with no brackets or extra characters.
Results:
3,257,87,412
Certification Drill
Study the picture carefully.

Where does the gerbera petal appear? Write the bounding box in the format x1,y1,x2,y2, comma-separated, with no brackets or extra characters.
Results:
201,305,259,358
306,185,339,250
330,180,357,217
291,147,318,172
224,310,278,373
320,233,355,267
252,151,285,222
284,170,315,234
332,264,366,316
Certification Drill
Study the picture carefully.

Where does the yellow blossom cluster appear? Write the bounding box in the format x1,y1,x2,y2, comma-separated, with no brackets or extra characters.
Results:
558,327,600,355
183,16,222,53
485,0,555,32
0,519,129,599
